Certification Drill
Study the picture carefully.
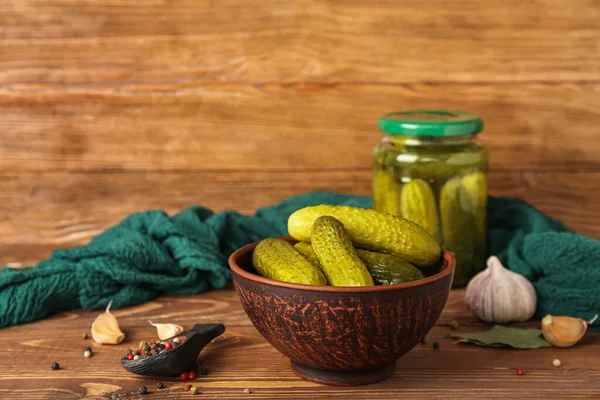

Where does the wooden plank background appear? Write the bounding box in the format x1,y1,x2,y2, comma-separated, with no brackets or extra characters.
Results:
2,0,600,265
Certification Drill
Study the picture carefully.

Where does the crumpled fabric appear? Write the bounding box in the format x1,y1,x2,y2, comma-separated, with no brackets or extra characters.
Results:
0,192,597,328
487,197,599,324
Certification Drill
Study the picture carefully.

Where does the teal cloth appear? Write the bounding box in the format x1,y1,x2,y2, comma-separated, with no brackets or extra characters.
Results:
488,197,599,323
0,192,598,328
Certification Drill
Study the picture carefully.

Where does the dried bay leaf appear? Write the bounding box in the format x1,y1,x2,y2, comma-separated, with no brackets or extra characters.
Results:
446,325,551,349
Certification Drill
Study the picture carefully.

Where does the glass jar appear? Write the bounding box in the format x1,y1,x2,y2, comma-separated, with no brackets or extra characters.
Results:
372,110,488,287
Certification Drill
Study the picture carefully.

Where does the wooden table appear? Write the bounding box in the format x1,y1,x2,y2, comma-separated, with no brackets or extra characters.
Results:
1,288,598,400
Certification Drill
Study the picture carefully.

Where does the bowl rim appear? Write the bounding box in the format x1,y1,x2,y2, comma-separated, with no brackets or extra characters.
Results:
228,236,455,293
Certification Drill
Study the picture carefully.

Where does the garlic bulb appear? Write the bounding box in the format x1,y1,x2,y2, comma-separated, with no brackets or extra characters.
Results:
149,320,184,340
465,256,537,323
541,314,598,348
91,301,125,344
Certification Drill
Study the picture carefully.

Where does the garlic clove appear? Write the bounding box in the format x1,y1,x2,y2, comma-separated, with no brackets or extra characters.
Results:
541,314,597,348
148,320,184,341
465,256,537,323
91,301,125,345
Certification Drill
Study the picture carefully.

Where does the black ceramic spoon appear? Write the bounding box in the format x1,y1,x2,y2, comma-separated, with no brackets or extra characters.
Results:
121,323,225,377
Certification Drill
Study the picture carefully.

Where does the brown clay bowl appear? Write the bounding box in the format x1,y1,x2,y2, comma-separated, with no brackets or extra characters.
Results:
229,237,455,386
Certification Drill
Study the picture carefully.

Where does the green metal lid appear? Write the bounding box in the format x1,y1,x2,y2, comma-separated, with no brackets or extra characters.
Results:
378,110,483,137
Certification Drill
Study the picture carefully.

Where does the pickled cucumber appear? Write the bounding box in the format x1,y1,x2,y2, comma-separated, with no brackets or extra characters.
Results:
400,179,441,243
311,216,374,287
373,169,401,216
386,149,486,182
294,241,320,266
295,241,424,285
461,172,487,236
357,249,425,285
461,172,488,274
288,205,441,267
440,179,476,287
252,238,327,285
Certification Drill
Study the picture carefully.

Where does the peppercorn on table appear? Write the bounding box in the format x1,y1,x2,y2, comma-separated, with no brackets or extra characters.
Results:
0,288,598,399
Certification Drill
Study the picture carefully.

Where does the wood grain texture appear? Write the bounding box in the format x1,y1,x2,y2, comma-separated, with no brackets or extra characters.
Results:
1,83,600,172
0,289,598,399
2,0,599,84
1,0,600,263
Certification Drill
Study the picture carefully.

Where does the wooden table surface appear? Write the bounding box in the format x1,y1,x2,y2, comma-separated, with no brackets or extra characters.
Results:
1,288,598,400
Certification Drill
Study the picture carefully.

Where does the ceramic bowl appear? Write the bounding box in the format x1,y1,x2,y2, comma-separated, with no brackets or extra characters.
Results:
229,237,455,386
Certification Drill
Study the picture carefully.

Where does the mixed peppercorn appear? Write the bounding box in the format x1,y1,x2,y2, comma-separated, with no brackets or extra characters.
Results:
185,384,200,395
123,337,185,361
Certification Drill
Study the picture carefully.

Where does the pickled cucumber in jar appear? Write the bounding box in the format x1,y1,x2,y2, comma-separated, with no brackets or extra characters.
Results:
372,110,488,287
